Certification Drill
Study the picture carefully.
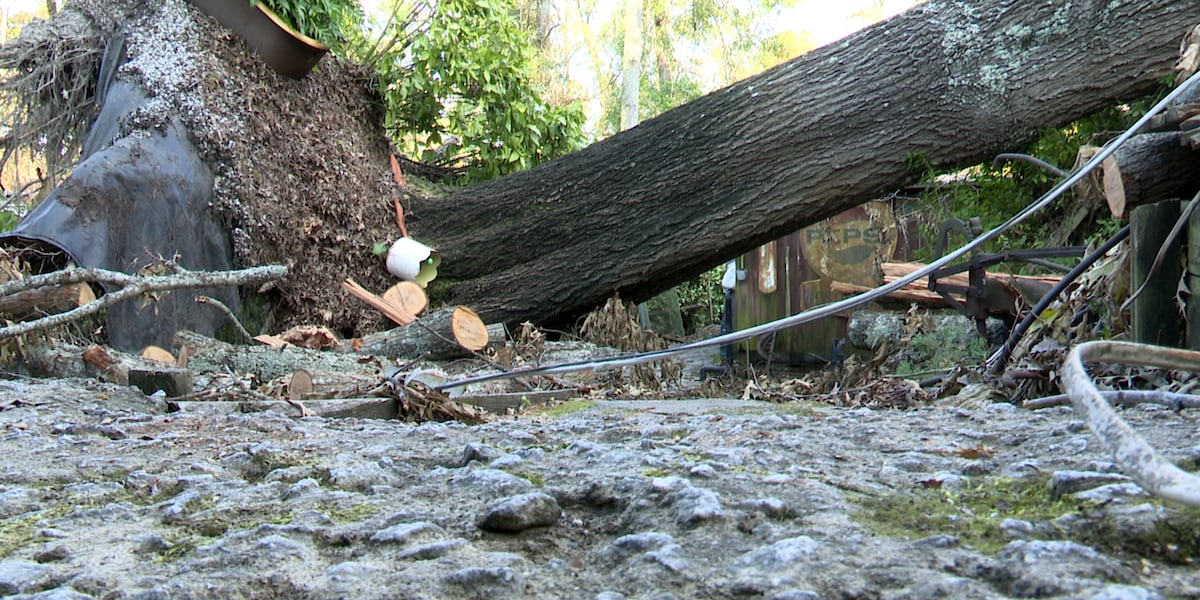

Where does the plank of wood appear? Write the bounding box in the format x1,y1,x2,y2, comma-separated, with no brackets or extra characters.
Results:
171,397,399,419
455,388,580,414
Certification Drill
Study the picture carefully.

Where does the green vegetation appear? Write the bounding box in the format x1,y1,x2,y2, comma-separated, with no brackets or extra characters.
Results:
317,501,380,523
531,398,596,417
894,327,989,376
255,0,363,48
908,87,1171,261
512,470,545,486
363,0,586,182
856,475,1079,554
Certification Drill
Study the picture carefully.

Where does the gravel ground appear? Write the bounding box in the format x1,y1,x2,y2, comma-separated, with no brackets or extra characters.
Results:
0,377,1198,599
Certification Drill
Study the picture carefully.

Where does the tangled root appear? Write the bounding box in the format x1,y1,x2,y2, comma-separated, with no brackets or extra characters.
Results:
0,9,103,191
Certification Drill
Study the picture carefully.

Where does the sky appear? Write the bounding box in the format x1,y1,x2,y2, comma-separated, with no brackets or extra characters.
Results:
1,0,43,14
776,0,919,48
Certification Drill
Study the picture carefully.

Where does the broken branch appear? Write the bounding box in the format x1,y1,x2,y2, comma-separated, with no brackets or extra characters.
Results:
0,265,287,341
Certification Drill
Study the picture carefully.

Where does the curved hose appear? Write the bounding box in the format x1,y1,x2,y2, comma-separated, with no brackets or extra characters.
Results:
1063,341,1200,506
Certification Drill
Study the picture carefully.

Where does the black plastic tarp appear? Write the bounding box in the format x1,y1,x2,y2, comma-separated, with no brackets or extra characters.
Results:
0,33,238,351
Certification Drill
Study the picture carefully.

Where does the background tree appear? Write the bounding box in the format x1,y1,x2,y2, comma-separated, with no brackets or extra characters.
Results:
365,0,587,182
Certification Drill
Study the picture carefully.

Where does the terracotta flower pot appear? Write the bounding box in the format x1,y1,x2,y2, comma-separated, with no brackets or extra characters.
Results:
187,0,330,79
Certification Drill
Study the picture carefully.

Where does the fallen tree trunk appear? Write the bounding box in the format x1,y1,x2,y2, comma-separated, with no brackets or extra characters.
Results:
350,306,502,361
1102,132,1200,218
412,0,1193,329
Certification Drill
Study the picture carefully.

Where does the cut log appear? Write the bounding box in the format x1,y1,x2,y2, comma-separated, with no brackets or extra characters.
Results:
0,282,94,321
262,368,386,400
1102,132,1200,219
351,305,496,360
174,330,381,383
383,281,427,315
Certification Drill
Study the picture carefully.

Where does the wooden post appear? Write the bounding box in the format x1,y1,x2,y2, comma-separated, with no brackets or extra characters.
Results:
1131,199,1182,346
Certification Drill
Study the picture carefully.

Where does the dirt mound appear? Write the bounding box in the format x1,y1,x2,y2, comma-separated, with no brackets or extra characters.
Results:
29,0,423,338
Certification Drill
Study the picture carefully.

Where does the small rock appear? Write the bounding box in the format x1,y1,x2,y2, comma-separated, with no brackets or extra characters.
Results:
0,560,50,595
1073,482,1148,503
63,481,124,502
370,521,444,544
32,545,69,563
254,534,309,560
608,532,674,559
1048,470,1131,499
646,543,690,574
490,454,524,469
1000,518,1035,538
450,469,534,499
671,486,723,526
738,536,819,571
912,534,960,548
445,566,523,593
457,443,502,466
770,591,820,600
282,478,322,501
0,488,42,519
1087,583,1165,600
328,462,399,492
398,538,467,560
477,492,561,532
9,587,95,599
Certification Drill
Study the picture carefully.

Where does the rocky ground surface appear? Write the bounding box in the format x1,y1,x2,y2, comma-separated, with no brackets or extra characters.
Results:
0,371,1198,599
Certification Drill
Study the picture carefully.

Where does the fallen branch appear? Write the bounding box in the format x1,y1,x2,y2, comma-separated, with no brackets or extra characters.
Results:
0,265,287,340
1062,340,1200,506
1024,389,1200,410
195,295,255,343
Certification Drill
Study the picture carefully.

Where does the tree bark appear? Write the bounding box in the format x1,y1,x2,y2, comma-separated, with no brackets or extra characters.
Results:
411,0,1194,329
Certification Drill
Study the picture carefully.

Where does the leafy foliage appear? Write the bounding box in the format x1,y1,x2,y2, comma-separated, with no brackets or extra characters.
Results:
253,0,363,49
908,90,1169,259
371,0,586,182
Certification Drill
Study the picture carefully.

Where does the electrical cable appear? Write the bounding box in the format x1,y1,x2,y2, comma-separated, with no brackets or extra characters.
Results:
986,224,1131,373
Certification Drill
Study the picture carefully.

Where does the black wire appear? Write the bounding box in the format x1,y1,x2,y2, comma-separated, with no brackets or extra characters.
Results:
988,224,1131,374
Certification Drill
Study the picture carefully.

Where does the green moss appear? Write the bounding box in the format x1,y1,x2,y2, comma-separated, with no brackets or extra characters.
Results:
532,399,596,417
855,475,1080,554
157,535,206,563
0,513,48,559
512,470,545,487
318,502,379,523
0,503,76,559
1079,503,1200,565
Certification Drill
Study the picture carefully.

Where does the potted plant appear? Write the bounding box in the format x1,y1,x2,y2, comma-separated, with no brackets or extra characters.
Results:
188,0,361,78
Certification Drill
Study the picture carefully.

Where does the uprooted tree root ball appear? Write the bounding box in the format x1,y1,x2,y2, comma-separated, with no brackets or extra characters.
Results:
2,0,426,338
